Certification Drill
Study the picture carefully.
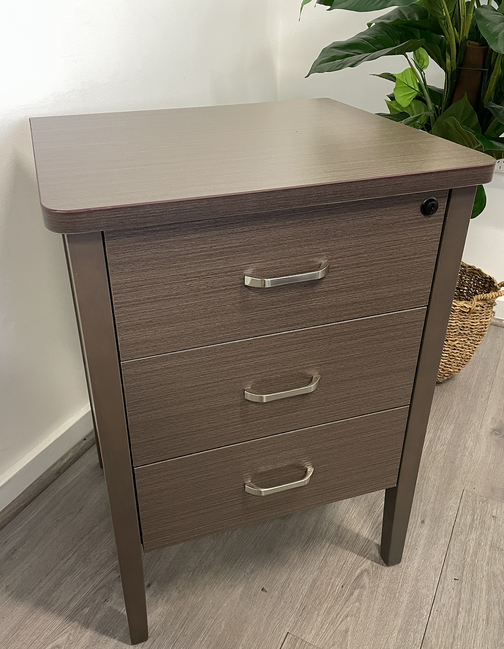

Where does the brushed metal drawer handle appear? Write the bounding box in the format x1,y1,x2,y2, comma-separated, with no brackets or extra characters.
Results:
244,374,320,403
244,261,329,288
245,465,314,497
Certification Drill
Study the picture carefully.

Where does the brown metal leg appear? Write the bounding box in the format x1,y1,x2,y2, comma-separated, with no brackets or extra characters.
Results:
62,237,104,471
380,186,477,566
93,421,103,469
64,232,148,643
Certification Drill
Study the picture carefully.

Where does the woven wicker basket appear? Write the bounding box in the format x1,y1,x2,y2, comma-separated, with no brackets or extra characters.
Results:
437,262,504,383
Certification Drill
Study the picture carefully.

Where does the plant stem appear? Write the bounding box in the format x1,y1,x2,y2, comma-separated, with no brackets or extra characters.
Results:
438,19,451,60
459,0,467,41
405,54,436,128
441,0,458,72
466,0,476,39
438,18,452,83
483,52,503,104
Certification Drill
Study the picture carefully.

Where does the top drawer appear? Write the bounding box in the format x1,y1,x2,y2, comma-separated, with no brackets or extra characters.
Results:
105,191,447,360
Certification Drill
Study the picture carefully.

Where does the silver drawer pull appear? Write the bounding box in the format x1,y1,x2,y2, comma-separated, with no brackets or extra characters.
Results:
244,261,329,288
245,465,314,497
244,374,320,403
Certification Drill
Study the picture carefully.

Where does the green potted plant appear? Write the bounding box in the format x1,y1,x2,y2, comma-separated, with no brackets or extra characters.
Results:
301,0,504,380
302,0,504,216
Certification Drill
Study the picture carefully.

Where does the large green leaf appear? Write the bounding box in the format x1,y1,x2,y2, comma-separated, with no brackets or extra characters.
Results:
427,84,444,107
308,23,441,74
379,106,432,128
402,111,432,128
431,97,484,149
473,133,504,153
371,5,442,33
385,97,428,117
487,101,504,125
422,39,446,71
375,18,446,69
433,95,481,133
316,0,418,11
421,44,445,71
432,115,483,149
475,5,504,54
414,47,430,70
419,0,457,19
405,99,430,116
472,185,486,218
369,7,446,67
377,111,411,122
372,72,398,83
394,68,420,106
385,98,405,114
433,96,504,154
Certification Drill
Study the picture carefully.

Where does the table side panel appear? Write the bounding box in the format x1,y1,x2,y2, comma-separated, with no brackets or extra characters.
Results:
63,232,148,643
380,185,478,566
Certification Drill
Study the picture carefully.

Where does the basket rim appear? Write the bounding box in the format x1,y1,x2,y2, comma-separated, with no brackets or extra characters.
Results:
456,262,504,305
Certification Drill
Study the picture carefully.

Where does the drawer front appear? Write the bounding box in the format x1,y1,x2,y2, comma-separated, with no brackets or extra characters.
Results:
123,308,425,465
135,406,409,551
105,191,446,360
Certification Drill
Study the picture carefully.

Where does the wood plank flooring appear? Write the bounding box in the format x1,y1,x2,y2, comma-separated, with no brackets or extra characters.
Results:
281,633,321,649
422,491,504,649
0,325,503,649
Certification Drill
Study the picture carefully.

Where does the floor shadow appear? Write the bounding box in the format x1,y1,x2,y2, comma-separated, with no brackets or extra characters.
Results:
1,446,385,646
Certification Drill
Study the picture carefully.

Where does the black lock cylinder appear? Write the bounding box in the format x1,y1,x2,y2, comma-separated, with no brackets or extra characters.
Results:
421,197,439,216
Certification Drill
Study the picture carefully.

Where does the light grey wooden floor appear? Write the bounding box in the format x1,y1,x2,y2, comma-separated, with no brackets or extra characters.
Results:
1,325,503,649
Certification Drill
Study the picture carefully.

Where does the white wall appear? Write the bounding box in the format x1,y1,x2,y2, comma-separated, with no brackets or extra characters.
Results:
278,4,444,112
0,0,281,511
463,176,504,319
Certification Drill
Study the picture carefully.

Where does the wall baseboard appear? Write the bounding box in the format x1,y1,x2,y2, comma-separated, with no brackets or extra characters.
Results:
0,406,94,526
494,297,504,321
492,316,504,328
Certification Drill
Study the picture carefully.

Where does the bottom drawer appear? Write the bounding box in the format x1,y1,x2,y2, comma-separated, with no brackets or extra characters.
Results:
135,407,408,551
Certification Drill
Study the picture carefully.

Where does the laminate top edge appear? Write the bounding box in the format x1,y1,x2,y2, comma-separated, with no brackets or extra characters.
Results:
31,98,495,233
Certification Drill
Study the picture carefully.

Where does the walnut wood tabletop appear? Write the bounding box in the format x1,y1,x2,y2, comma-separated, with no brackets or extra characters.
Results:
30,99,494,234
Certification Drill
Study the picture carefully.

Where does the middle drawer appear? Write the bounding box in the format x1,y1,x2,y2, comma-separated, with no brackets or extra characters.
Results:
122,307,425,465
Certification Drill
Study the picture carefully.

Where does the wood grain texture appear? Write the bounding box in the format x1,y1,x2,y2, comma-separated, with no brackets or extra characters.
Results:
135,407,408,551
30,99,494,234
64,233,147,644
381,186,476,566
0,327,502,649
106,192,446,360
281,634,321,649
123,309,425,465
422,491,504,649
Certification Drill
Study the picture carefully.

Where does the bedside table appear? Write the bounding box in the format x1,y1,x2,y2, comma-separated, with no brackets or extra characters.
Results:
30,99,494,644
